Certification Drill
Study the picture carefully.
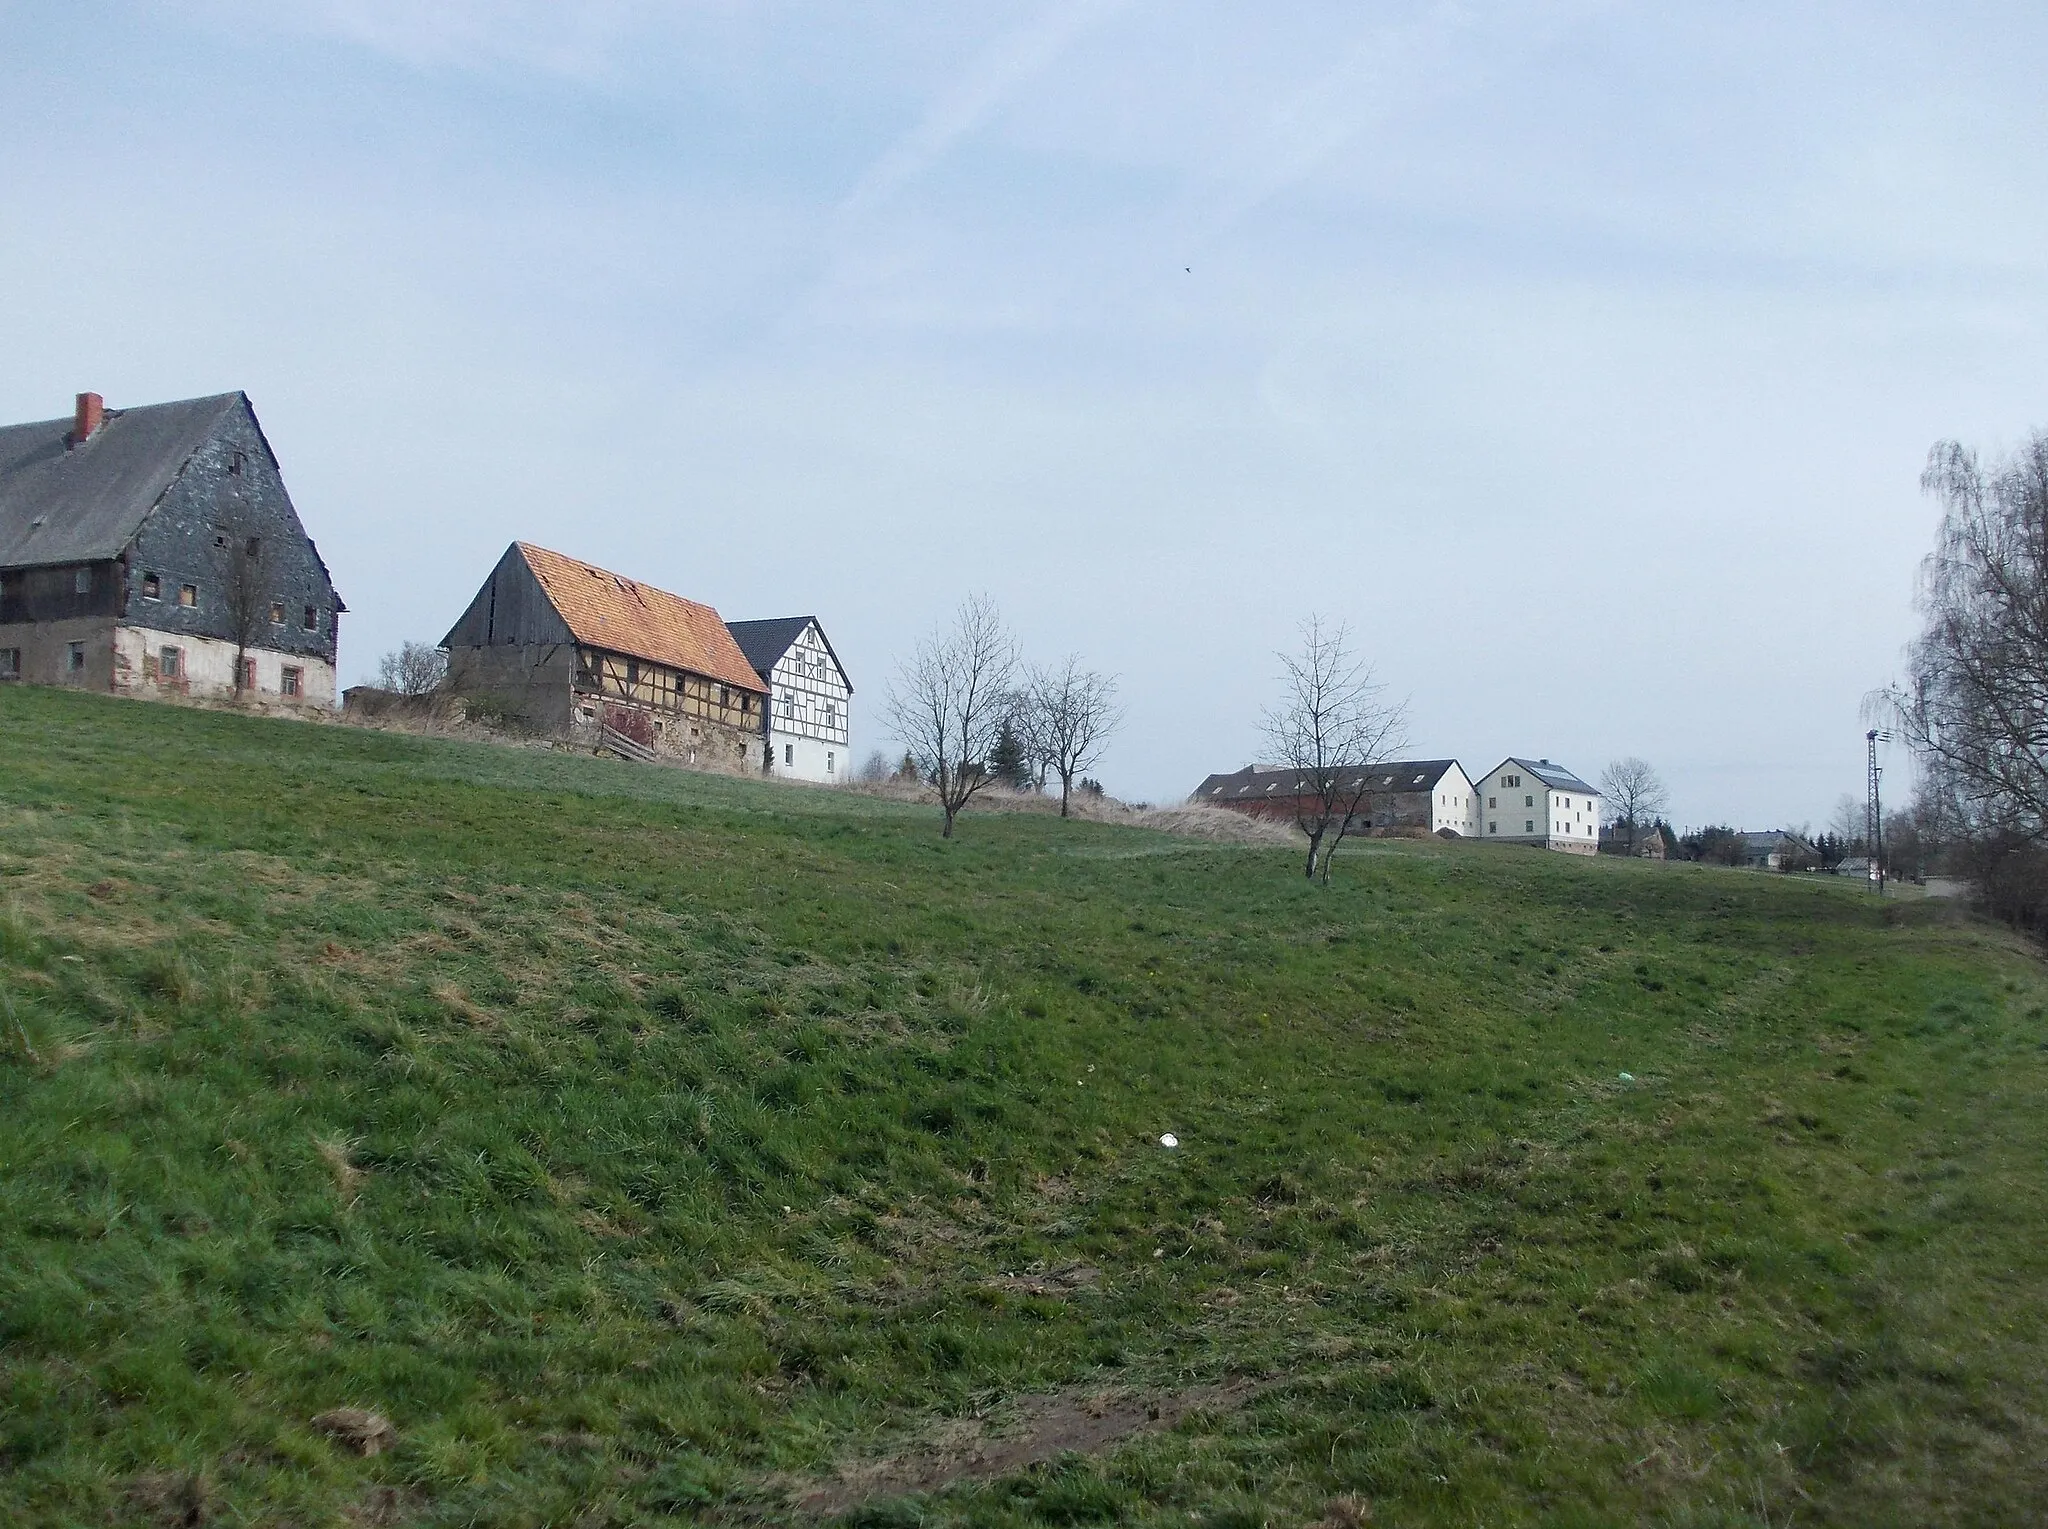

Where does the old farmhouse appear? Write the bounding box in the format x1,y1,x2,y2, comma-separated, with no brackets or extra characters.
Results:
1476,757,1603,855
726,617,853,784
442,542,768,772
1192,760,1481,837
0,391,344,706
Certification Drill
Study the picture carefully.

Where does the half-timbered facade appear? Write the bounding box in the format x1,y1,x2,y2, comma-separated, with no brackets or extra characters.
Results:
0,391,344,707
442,542,768,772
725,617,853,784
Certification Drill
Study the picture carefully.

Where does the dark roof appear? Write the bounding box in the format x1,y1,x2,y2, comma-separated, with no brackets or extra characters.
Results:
1743,829,1816,853
1486,757,1599,795
724,616,853,693
1192,759,1464,802
0,392,244,569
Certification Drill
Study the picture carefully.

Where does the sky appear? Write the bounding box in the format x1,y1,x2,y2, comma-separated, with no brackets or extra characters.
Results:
3,1,2044,828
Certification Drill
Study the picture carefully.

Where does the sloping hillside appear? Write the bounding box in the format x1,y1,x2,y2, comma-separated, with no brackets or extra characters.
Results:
2,687,2045,1527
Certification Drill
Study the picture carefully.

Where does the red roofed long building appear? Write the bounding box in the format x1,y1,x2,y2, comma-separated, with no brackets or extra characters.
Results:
441,541,768,772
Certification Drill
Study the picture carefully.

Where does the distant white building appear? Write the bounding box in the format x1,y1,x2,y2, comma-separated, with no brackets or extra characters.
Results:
726,617,852,784
1193,758,1481,837
1476,757,1602,855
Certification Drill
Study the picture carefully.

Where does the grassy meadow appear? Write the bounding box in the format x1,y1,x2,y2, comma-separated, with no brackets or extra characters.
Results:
2,685,2045,1526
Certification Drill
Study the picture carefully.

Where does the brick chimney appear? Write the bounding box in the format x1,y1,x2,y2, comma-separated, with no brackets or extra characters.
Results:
72,392,105,444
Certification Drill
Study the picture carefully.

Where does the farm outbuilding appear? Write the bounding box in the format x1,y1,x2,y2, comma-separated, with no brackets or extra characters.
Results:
441,542,768,772
0,391,344,707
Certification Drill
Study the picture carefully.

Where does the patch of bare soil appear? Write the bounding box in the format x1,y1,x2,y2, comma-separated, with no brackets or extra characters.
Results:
982,1262,1101,1297
787,1377,1268,1517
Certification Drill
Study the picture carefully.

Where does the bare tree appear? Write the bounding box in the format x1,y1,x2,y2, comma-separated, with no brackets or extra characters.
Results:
223,529,272,699
1262,616,1409,882
1827,793,1867,853
1889,432,2048,841
1020,656,1122,818
378,641,448,696
1598,757,1669,854
884,594,1018,838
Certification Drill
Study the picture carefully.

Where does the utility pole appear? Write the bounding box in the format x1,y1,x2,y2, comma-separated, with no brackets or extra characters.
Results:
1866,728,1891,894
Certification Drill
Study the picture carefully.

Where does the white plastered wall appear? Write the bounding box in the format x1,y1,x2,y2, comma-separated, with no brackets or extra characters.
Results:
114,625,337,709
1429,762,1481,836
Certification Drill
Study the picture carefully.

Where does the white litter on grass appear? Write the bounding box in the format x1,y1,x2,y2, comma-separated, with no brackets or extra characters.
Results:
1618,1072,1635,1083
1159,1133,1179,1149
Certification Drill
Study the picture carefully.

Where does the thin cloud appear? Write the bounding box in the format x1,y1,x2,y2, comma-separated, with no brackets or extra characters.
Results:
839,0,1128,218
1193,0,1611,239
187,0,659,80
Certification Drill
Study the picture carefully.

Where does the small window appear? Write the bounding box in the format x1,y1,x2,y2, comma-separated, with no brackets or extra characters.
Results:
827,751,835,775
179,584,198,607
1488,821,1496,834
625,658,639,686
142,572,161,600
228,450,246,476
269,600,284,624
66,641,86,673
281,666,302,698
784,743,794,765
718,684,729,707
1487,796,1496,808
73,568,90,594
213,533,228,549
1525,795,1533,807
1525,819,1534,833
0,648,19,679
159,646,181,679
302,606,317,631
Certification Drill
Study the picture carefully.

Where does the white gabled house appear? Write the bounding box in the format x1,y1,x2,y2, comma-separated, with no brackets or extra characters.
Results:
726,617,852,784
1476,757,1603,855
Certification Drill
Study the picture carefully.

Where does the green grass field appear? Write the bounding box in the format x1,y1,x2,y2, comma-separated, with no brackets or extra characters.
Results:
3,686,2045,1527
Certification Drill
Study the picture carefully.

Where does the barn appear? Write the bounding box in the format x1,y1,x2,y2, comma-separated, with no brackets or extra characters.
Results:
441,542,768,772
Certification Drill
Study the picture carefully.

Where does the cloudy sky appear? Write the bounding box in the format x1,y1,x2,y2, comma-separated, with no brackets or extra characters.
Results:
4,1,2043,826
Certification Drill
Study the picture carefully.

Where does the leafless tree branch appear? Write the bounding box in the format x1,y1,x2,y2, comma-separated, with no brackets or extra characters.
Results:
883,594,1018,838
1020,656,1122,818
1261,615,1410,882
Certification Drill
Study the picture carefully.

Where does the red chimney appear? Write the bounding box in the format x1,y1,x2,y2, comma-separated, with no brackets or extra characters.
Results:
72,392,105,444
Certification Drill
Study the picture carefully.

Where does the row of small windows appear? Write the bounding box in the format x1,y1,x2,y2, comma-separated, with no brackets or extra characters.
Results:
137,570,323,629
0,643,299,695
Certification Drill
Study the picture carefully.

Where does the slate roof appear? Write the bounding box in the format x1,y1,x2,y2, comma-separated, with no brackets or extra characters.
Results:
725,616,854,693
1486,757,1599,796
0,392,243,569
514,542,765,695
1743,829,1816,855
1193,759,1464,802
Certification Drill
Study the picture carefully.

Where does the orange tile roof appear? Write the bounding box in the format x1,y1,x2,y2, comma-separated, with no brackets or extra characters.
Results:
515,542,766,694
